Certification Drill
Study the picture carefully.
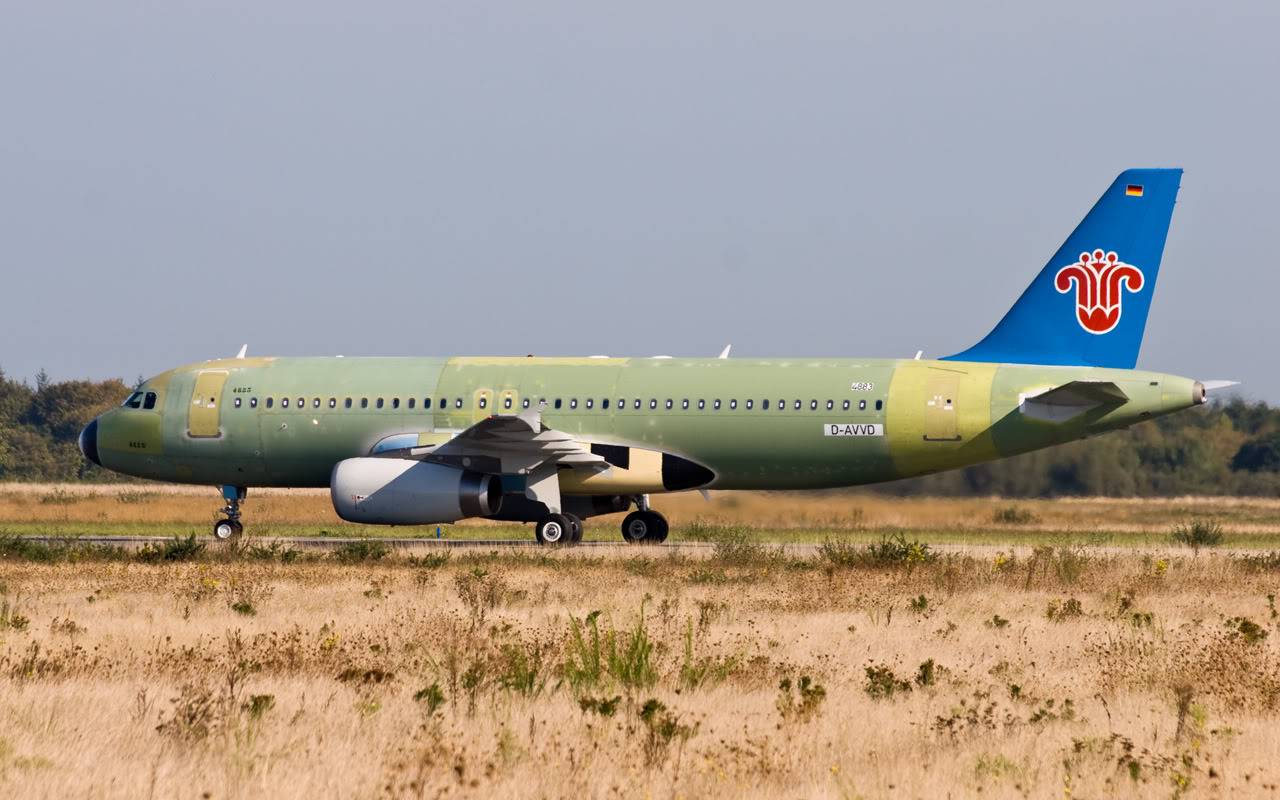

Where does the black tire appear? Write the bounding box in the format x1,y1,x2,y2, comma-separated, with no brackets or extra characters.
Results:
213,519,242,541
564,513,584,543
536,514,572,546
621,510,668,544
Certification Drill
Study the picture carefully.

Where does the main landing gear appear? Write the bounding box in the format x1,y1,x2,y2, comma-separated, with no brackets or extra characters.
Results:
621,495,668,544
213,485,246,542
535,512,583,545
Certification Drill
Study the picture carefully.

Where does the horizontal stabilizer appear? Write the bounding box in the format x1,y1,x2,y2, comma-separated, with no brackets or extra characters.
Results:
1021,380,1128,423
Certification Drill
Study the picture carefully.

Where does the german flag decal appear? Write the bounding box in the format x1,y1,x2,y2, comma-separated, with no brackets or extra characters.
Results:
1125,184,1144,197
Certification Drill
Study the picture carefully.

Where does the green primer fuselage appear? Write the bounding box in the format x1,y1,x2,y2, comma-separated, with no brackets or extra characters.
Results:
94,355,1201,492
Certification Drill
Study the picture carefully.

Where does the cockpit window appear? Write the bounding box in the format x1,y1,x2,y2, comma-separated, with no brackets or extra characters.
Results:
123,392,144,409
143,392,158,410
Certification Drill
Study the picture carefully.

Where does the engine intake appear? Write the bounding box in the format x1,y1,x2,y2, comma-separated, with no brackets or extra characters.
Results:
330,458,502,525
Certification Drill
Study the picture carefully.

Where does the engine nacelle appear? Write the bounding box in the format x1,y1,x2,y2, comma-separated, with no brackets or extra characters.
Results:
330,458,502,525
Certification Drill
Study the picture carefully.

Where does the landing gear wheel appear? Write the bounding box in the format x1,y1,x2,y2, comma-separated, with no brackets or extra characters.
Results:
536,514,573,546
564,513,584,543
213,519,243,541
621,510,668,544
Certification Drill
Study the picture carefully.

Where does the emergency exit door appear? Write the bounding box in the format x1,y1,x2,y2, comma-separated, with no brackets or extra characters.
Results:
188,370,230,438
923,370,962,442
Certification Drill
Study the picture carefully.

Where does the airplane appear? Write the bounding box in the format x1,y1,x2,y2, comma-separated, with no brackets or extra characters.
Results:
78,168,1234,545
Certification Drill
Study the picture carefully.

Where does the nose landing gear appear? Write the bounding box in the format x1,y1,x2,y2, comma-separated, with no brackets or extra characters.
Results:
213,485,246,542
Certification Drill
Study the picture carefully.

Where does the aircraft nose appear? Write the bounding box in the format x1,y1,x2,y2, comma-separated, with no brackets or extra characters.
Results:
79,418,101,466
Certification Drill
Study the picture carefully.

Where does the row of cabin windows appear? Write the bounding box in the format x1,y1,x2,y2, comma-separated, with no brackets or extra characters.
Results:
231,395,885,413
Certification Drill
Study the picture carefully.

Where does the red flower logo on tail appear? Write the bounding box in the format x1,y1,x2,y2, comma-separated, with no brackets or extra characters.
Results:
1054,250,1144,335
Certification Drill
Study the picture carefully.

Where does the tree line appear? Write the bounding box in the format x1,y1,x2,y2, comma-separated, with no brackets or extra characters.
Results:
3,367,1280,495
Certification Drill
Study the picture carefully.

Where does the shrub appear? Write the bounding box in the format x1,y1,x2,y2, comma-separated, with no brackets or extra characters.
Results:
777,674,827,720
331,539,391,563
638,699,695,765
915,659,937,687
817,539,863,568
1046,598,1084,621
1170,520,1224,550
864,664,911,699
866,532,933,567
137,534,205,563
497,639,547,697
1226,616,1268,644
414,683,446,715
992,506,1039,524
578,695,621,717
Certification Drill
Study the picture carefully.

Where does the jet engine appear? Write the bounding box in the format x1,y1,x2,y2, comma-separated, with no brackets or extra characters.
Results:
330,458,502,525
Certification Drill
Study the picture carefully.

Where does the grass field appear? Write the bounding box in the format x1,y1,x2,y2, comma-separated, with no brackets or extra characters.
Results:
3,534,1280,798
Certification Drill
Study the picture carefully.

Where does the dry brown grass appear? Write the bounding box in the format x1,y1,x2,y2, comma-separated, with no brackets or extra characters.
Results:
6,483,1280,534
3,546,1280,798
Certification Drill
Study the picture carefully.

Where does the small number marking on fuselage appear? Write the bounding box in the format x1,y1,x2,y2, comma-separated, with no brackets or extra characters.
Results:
823,423,883,437
850,382,875,391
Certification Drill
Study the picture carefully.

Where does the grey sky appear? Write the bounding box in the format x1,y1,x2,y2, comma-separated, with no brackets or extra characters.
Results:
2,1,1277,398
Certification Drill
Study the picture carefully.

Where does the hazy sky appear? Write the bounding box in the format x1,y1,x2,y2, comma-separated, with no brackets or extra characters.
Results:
2,2,1277,397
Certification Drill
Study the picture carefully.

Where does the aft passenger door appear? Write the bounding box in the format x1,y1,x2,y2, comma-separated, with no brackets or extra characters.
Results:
187,370,230,438
923,369,962,442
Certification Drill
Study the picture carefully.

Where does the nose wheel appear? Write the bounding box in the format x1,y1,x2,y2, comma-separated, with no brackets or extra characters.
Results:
214,485,247,542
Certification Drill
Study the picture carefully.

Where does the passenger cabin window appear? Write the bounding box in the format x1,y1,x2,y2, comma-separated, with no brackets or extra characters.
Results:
650,399,657,409
313,398,320,408
297,397,304,408
282,398,290,408
665,399,673,409
423,398,430,409
344,398,352,409
762,399,769,410
713,399,721,410
682,399,689,409
503,397,511,409
633,399,641,410
843,400,850,410
554,398,562,409
393,398,400,409
697,400,705,410
250,397,258,409
730,399,737,410
361,398,368,409
266,397,274,409
234,397,242,408
454,398,462,409
479,397,487,409
143,392,158,410
794,400,802,410
826,400,834,410
859,399,867,410
810,400,818,410
586,399,593,409
602,399,610,410
376,398,384,409
876,400,884,410
522,399,530,409
570,399,578,409
746,399,753,410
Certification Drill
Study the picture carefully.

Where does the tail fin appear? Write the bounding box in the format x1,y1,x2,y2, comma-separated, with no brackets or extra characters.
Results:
944,168,1182,369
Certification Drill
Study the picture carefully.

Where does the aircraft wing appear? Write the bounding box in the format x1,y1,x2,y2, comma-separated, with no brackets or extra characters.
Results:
425,404,609,476
1020,380,1128,423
